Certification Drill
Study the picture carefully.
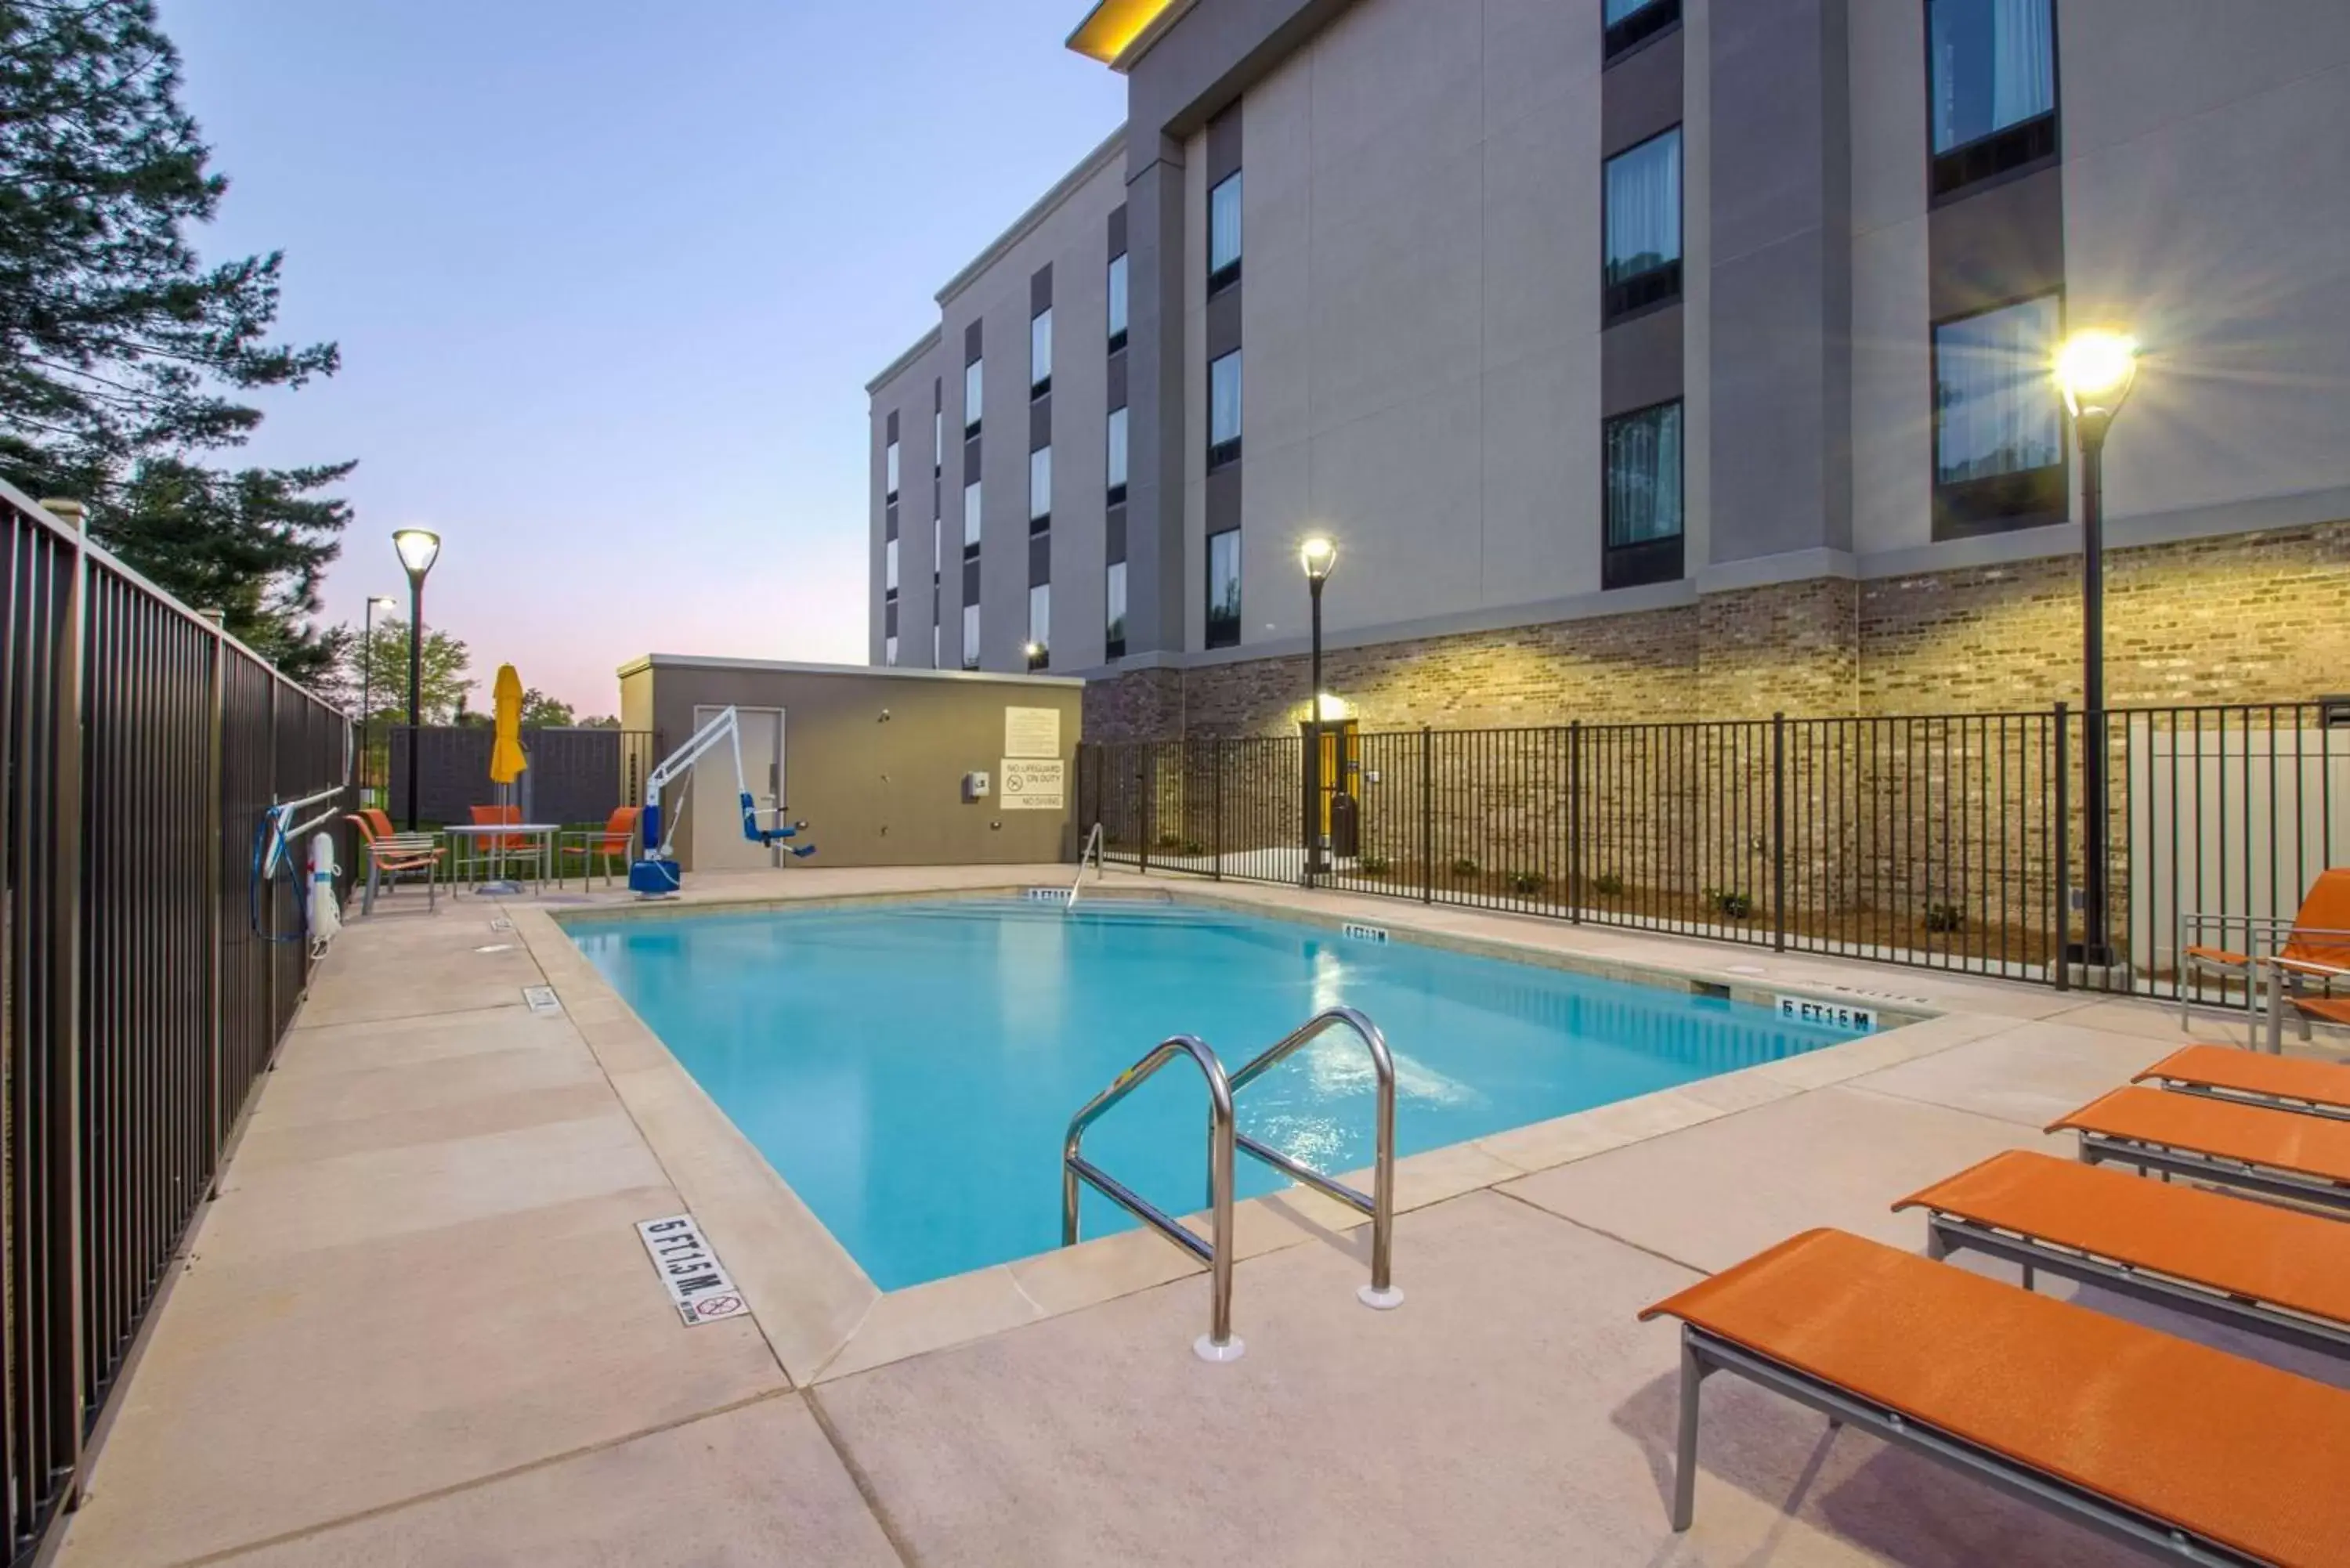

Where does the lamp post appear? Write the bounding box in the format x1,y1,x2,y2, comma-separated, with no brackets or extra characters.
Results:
2053,329,2139,971
1300,536,1337,881
361,594,397,805
392,529,442,829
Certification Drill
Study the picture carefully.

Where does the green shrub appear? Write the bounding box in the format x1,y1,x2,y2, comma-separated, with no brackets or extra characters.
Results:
1591,872,1625,897
1155,832,1182,849
1924,901,1965,934
1179,839,1206,856
1508,869,1546,895
1450,856,1481,879
1707,887,1754,920
1358,854,1390,876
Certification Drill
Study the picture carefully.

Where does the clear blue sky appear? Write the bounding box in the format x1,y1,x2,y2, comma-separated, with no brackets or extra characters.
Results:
161,0,1124,715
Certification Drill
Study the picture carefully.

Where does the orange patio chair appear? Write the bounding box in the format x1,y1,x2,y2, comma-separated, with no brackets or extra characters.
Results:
2180,866,2350,1031
1893,1148,2350,1356
468,802,530,852
2134,1042,2350,1122
1639,1227,2350,1563
2048,1084,2350,1213
347,812,440,915
559,807,641,891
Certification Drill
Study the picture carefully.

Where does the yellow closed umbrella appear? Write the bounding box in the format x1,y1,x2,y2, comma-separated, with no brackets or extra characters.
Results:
490,664,528,785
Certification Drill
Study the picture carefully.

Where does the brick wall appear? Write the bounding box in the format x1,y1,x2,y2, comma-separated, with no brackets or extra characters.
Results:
1085,521,2350,741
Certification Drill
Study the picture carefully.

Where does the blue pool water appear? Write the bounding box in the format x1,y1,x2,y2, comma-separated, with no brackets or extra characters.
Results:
566,899,1855,1290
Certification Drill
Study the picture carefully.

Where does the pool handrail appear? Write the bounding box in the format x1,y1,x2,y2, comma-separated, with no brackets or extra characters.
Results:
1061,1032,1242,1360
1227,1006,1401,1308
1068,822,1105,909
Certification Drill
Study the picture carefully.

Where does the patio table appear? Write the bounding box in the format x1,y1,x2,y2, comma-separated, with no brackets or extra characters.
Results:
440,822,559,896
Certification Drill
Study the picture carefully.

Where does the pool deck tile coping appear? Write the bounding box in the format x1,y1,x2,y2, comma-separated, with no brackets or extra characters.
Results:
504,869,2054,1387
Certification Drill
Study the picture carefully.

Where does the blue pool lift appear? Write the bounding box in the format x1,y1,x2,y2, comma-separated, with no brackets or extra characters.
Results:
630,705,814,896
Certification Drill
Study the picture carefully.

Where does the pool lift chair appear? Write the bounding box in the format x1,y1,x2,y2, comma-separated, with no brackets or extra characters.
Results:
629,705,815,896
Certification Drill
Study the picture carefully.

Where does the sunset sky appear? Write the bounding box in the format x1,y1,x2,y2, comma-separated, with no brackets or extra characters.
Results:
161,0,1124,713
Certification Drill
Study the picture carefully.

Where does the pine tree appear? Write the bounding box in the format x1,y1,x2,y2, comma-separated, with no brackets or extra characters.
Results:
0,1,352,668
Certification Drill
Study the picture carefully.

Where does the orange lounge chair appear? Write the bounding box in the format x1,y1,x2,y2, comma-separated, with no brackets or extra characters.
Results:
2048,1085,2350,1212
2179,866,2350,1033
1639,1227,2350,1563
559,806,641,890
1894,1149,2350,1356
2134,1042,2350,1122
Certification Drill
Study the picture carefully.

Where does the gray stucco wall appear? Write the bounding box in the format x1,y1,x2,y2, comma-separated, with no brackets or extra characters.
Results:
622,659,1084,869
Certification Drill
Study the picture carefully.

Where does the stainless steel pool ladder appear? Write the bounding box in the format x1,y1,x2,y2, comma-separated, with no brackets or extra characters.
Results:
1067,822,1105,909
1060,1006,1400,1363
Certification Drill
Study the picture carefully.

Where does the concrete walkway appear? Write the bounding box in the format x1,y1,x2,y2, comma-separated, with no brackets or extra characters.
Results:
56,865,2346,1566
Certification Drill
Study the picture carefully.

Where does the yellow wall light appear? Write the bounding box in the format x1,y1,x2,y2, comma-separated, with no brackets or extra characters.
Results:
1067,0,1184,63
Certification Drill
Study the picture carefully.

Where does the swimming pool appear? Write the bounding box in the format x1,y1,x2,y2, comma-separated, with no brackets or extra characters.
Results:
566,898,1858,1291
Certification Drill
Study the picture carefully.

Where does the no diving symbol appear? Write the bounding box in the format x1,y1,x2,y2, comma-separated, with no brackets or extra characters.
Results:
694,1295,745,1321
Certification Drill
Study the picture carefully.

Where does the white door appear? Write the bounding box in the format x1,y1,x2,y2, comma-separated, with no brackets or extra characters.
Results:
690,706,786,872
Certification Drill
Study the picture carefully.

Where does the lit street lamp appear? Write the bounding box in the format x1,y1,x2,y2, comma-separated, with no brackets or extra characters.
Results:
2053,329,2139,970
392,529,442,829
1300,536,1337,881
361,594,397,805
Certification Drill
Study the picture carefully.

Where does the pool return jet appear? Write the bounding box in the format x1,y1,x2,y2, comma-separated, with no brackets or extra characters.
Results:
629,705,815,896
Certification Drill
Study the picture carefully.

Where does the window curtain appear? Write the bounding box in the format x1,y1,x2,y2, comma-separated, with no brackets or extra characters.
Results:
1605,403,1684,547
1209,352,1242,447
1936,296,2061,482
1209,175,1242,276
885,537,898,591
1605,130,1681,284
1932,0,2054,152
964,481,982,547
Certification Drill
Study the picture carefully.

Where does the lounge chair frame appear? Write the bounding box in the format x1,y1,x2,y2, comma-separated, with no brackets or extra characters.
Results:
2073,1129,2350,1213
1668,1324,2262,1564
2137,1059,2350,1123
1914,1211,2350,1359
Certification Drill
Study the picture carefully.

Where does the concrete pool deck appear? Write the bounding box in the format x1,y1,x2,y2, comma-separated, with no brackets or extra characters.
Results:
56,863,2349,1566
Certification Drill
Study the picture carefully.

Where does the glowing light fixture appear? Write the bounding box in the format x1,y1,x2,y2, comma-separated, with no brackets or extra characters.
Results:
1300,535,1338,583
1067,0,1186,64
392,528,442,582
2052,330,2139,424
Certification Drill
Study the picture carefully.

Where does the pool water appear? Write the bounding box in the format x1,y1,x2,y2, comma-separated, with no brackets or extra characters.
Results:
566,899,1856,1290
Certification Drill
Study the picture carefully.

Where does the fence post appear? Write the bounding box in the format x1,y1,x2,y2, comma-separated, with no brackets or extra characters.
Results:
1212,737,1224,880
2053,702,2070,992
1772,712,1787,952
205,616,226,1191
1420,726,1434,905
1568,721,1583,924
1138,752,1152,876
51,511,89,1490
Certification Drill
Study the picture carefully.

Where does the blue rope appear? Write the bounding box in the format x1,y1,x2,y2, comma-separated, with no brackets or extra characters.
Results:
250,807,309,945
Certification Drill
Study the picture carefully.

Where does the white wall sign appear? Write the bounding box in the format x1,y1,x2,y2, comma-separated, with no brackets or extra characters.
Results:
636,1214,750,1327
999,758,1066,811
1004,706,1061,759
1776,995,1878,1034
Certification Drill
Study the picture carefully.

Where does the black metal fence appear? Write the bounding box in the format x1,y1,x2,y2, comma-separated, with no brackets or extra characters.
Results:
2,484,351,1562
386,724,656,826
1077,702,2349,999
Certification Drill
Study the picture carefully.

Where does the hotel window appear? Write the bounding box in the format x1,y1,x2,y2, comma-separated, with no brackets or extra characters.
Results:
964,358,983,437
1031,307,1053,398
884,438,899,502
885,537,898,594
1029,446,1052,533
1602,399,1685,590
1603,128,1681,322
1208,172,1242,293
933,408,943,475
884,633,898,667
961,602,979,670
1205,527,1242,649
1106,408,1129,504
931,622,940,667
963,479,982,555
1027,583,1050,669
1932,293,2066,535
1105,560,1127,659
1929,0,2057,198
1208,350,1242,469
1107,253,1129,351
1603,0,1679,63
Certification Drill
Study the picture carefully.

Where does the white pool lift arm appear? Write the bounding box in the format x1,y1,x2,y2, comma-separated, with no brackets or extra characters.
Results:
631,706,813,895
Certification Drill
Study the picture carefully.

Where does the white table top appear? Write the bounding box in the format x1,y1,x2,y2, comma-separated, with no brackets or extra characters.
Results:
440,822,560,836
